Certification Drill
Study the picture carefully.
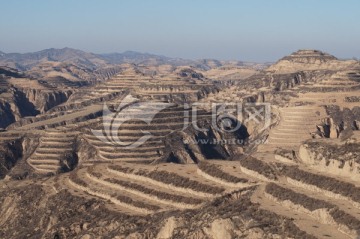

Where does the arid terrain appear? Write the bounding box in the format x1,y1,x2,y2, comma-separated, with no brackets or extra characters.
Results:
1,48,360,239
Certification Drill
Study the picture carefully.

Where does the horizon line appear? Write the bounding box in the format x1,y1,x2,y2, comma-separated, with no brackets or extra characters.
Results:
1,47,358,63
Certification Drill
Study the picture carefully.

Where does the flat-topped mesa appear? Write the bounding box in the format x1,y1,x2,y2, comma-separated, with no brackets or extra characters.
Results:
281,50,337,64
266,49,357,74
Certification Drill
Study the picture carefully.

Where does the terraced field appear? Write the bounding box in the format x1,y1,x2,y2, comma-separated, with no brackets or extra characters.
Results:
59,161,253,214
53,155,360,238
1,51,360,238
83,104,213,162
194,62,360,238
257,105,326,152
27,130,78,174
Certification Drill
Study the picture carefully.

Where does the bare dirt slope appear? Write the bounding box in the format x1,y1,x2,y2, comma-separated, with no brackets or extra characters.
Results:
1,49,360,238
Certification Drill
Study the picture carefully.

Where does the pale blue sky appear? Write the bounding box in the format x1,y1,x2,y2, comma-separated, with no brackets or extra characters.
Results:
0,0,359,61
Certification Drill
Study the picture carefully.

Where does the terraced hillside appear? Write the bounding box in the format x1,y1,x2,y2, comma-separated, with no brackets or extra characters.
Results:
27,130,78,174
1,65,234,174
83,104,212,163
1,50,360,238
257,105,326,152
189,50,360,238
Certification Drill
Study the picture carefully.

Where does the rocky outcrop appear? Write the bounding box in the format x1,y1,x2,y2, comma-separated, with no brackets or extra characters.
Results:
24,89,73,113
156,217,184,239
203,218,235,239
0,139,23,179
299,141,360,179
0,88,40,128
0,87,73,129
154,113,249,164
317,117,341,138
316,105,360,138
75,136,98,166
0,102,16,129
273,72,305,91
7,135,39,179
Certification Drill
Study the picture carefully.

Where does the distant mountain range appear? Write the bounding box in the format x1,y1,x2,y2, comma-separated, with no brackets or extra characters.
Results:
101,51,172,64
0,48,263,71
0,48,107,70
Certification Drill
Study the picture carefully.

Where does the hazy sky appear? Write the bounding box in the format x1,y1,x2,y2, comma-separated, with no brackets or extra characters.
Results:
1,0,359,62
